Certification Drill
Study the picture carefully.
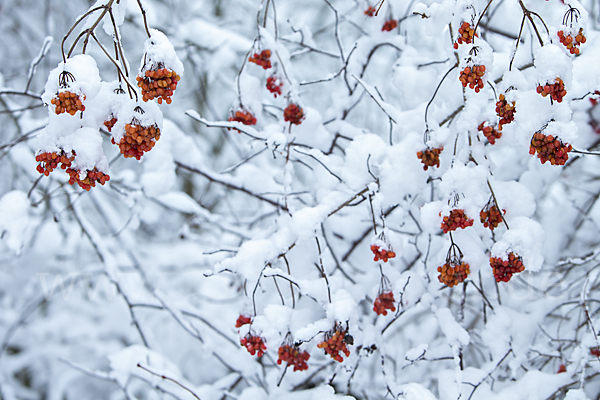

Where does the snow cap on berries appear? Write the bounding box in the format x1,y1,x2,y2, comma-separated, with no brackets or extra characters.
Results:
534,44,572,90
141,29,184,77
42,54,101,106
491,216,544,272
64,127,110,175
111,99,163,144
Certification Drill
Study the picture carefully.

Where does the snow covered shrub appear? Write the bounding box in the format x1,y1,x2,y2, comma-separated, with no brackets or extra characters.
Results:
3,0,600,399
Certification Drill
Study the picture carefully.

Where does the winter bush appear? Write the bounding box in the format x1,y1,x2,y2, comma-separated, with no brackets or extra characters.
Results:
1,0,600,399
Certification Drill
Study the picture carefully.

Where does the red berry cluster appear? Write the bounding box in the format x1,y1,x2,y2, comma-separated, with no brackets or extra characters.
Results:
480,204,505,230
529,132,572,165
454,22,477,49
373,291,396,315
370,244,396,262
496,94,516,130
591,347,600,357
112,122,161,160
437,260,470,287
558,28,586,55
228,109,257,126
35,151,75,176
490,252,525,282
416,146,443,170
266,75,283,97
104,116,118,132
478,122,502,145
66,167,110,191
459,65,486,92
240,334,267,357
317,325,351,363
364,6,376,16
536,78,567,103
137,68,180,104
284,103,305,125
235,314,252,328
382,19,398,31
277,344,310,371
440,209,474,233
50,91,86,115
249,50,272,69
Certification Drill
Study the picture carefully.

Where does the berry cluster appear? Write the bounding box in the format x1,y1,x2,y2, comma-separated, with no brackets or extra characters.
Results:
558,28,586,55
36,151,109,190
104,116,118,132
437,260,470,287
496,94,516,130
490,252,525,283
453,21,477,48
266,76,283,97
459,65,486,92
591,347,600,357
240,334,267,357
228,109,257,126
417,146,443,170
35,151,75,176
529,132,572,165
536,78,567,103
137,67,180,104
440,209,474,233
112,122,161,160
284,103,305,125
50,91,86,115
480,204,505,230
373,291,396,315
364,6,376,16
478,122,502,145
66,167,110,191
277,344,310,371
317,325,351,362
370,244,396,262
235,314,252,328
382,19,398,31
249,50,272,69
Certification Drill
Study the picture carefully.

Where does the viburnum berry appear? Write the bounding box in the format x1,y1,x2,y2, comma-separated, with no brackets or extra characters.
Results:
136,66,180,104
364,6,377,16
266,75,283,97
459,64,486,92
590,347,600,357
373,291,396,315
440,209,474,233
480,201,505,230
557,364,567,373
529,131,572,166
496,94,516,130
437,242,470,287
382,19,398,31
112,119,161,160
249,49,272,69
35,150,75,176
235,314,252,328
478,122,502,145
228,108,257,126
558,28,586,55
66,166,110,191
536,78,567,103
490,252,525,283
317,324,351,363
240,334,267,357
454,21,477,49
284,103,305,125
104,116,118,132
277,344,310,371
417,146,443,170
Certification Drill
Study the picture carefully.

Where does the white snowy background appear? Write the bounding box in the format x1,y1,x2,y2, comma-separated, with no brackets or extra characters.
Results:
1,0,600,399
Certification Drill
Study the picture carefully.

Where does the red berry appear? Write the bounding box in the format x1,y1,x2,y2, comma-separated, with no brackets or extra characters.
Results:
529,131,572,166
417,146,443,170
373,291,396,315
249,49,272,69
490,252,525,283
440,209,474,233
496,94,516,130
284,103,305,125
136,66,180,104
